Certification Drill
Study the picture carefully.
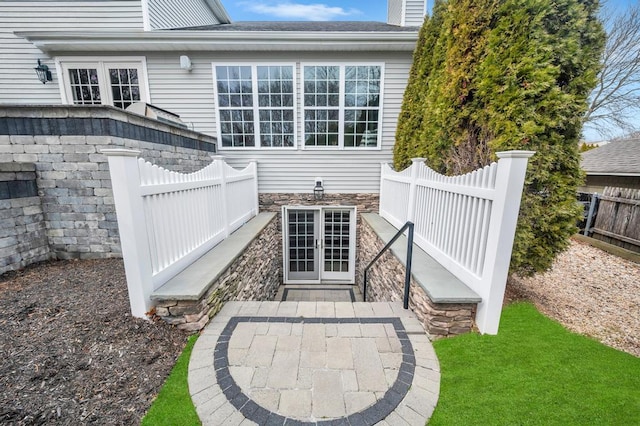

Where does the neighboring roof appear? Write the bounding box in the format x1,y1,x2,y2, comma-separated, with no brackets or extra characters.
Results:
177,21,419,32
581,138,640,176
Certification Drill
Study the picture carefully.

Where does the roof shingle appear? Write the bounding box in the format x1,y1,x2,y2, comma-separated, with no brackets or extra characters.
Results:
581,138,640,175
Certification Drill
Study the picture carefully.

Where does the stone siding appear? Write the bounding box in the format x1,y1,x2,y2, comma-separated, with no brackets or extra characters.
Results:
0,163,52,274
358,217,476,337
260,192,379,286
154,215,282,331
0,105,216,261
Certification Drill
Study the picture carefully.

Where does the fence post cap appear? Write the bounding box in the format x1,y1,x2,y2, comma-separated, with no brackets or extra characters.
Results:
411,157,426,163
100,148,141,157
211,155,225,161
496,150,536,159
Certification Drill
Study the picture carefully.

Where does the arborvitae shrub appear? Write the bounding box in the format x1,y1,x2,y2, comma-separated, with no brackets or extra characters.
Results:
394,0,604,274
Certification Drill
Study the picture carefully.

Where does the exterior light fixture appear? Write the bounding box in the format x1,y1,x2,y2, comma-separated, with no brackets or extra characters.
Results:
34,59,52,84
180,55,193,71
314,177,324,200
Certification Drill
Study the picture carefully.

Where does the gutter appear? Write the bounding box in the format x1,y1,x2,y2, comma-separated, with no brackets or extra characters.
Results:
15,30,419,53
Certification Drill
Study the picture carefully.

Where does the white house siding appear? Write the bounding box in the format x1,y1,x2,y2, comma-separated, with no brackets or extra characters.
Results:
0,1,143,104
403,0,426,26
143,51,412,193
147,0,220,30
387,0,403,26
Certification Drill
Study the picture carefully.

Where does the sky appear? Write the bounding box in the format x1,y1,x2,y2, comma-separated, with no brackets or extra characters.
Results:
222,0,634,22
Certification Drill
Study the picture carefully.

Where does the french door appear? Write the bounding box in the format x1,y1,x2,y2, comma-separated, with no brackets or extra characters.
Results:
283,206,356,284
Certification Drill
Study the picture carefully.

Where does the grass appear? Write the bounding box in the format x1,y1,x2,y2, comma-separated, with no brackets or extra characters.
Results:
430,302,640,425
141,334,200,426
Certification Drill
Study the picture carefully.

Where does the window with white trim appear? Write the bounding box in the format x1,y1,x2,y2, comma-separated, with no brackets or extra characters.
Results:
60,60,148,110
214,65,295,148
303,64,382,148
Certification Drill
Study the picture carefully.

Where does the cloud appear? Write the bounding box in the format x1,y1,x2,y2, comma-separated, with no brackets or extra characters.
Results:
243,2,361,21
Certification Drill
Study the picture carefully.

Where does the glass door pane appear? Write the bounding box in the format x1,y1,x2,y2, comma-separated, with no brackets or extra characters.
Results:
322,209,353,281
286,209,319,281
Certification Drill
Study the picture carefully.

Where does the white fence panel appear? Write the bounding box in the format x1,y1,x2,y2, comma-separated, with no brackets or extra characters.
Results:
379,151,534,334
103,149,258,318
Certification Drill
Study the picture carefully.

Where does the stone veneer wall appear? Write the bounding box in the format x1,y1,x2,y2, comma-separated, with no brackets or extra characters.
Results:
0,105,216,261
0,163,52,273
154,215,282,331
260,192,379,286
359,218,476,337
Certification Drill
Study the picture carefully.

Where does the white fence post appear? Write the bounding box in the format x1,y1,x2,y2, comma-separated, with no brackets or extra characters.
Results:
477,150,535,334
250,160,259,215
102,149,153,319
211,155,230,238
406,158,425,222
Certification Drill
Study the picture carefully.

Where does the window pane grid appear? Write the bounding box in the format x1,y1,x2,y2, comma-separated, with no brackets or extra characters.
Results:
303,65,381,148
257,66,295,147
216,66,255,147
68,68,101,105
344,66,381,147
288,211,315,273
108,68,141,109
323,210,350,273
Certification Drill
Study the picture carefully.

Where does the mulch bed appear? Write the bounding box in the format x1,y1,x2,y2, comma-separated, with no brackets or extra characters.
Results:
0,259,189,425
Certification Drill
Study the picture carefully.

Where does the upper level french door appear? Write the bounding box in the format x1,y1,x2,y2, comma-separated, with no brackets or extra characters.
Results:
282,206,356,284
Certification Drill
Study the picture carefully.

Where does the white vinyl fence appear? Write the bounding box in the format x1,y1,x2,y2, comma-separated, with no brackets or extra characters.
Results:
379,151,534,334
103,150,258,318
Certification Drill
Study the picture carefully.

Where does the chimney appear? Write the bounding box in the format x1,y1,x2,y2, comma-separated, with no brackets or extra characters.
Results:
387,0,426,26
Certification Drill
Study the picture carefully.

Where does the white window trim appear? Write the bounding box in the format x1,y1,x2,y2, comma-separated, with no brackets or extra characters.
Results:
300,62,385,151
212,62,298,151
55,56,150,107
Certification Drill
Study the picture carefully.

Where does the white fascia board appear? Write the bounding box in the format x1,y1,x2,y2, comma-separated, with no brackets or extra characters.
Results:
16,30,419,53
203,0,232,24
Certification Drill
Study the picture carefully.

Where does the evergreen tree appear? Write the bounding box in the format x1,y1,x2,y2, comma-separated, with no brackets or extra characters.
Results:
394,0,605,274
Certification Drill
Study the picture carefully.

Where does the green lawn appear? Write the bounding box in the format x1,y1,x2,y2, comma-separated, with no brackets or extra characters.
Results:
141,334,200,426
430,302,640,425
140,303,640,425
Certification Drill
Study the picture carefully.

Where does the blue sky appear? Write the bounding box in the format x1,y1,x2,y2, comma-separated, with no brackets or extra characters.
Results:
223,0,634,22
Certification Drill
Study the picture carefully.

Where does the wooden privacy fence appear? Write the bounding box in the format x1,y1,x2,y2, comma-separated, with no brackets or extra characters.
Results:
103,149,258,318
379,151,534,334
591,187,640,252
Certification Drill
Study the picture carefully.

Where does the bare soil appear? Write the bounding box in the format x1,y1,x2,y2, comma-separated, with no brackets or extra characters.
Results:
0,259,188,425
507,239,640,357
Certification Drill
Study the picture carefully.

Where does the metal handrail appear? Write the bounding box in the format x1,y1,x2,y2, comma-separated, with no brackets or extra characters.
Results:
363,221,414,309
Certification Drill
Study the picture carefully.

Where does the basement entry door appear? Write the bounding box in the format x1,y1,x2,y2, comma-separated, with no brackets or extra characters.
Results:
283,206,356,284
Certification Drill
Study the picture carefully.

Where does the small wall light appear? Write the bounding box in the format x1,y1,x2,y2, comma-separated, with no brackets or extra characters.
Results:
180,55,192,71
34,59,52,84
314,177,324,200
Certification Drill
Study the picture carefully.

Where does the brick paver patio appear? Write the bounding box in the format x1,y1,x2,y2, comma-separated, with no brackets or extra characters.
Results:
188,301,440,425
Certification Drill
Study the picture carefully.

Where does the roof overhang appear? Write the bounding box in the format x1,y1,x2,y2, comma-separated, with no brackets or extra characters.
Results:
16,30,419,53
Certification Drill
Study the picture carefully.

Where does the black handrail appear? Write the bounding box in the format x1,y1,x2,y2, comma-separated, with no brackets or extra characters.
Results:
363,221,414,309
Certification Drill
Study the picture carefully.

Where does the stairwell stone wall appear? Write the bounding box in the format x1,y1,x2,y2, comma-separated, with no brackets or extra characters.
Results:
153,215,282,331
358,217,476,337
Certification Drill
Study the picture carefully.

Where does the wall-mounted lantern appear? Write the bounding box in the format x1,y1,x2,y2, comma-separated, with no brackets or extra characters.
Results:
314,177,324,200
34,59,52,84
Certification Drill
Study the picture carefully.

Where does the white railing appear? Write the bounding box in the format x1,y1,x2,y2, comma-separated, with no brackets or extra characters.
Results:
102,150,258,318
380,152,534,334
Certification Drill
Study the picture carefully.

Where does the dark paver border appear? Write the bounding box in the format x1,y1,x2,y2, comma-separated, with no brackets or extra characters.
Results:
214,316,415,426
281,287,356,302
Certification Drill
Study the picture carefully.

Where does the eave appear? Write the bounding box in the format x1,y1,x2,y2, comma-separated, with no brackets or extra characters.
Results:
16,30,419,53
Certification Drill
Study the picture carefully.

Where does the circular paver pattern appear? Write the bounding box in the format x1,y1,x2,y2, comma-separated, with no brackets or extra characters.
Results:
188,301,440,426
217,316,414,425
